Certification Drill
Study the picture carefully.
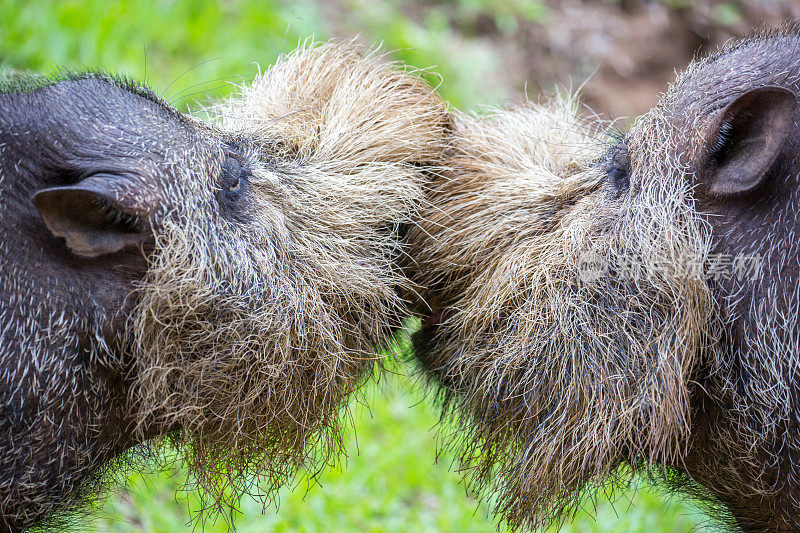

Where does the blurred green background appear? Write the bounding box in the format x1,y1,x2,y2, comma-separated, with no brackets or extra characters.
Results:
6,0,789,530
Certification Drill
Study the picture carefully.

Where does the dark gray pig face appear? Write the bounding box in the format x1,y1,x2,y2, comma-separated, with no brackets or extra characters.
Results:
606,30,800,531
405,27,800,533
0,42,449,531
0,74,239,530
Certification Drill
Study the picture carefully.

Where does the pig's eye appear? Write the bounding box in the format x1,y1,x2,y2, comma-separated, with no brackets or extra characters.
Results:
218,144,253,222
604,142,630,194
218,159,251,223
220,155,246,197
608,166,629,190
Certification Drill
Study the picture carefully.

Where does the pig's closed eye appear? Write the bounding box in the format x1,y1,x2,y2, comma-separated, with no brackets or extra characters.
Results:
608,166,629,190
217,161,250,223
220,148,247,197
222,171,246,200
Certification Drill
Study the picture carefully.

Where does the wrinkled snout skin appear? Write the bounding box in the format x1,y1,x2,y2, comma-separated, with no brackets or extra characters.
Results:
408,26,800,532
0,43,449,531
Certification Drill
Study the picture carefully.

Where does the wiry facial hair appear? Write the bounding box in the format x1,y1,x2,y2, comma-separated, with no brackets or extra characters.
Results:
408,98,717,529
131,41,450,515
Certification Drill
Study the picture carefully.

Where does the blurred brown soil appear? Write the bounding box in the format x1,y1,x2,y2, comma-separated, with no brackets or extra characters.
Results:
507,0,800,120
325,0,800,120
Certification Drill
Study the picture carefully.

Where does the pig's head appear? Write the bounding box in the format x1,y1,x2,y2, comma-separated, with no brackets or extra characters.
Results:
604,26,800,529
0,42,449,530
407,26,800,531
0,72,204,529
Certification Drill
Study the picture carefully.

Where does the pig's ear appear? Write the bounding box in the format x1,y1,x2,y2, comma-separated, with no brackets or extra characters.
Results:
702,86,797,197
32,175,152,258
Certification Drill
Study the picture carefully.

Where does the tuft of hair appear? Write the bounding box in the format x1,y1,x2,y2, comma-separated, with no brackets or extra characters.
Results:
130,41,450,519
406,95,717,529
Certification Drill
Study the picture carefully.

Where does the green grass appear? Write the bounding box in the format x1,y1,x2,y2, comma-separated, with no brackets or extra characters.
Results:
0,0,326,110
2,1,716,530
0,0,527,110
